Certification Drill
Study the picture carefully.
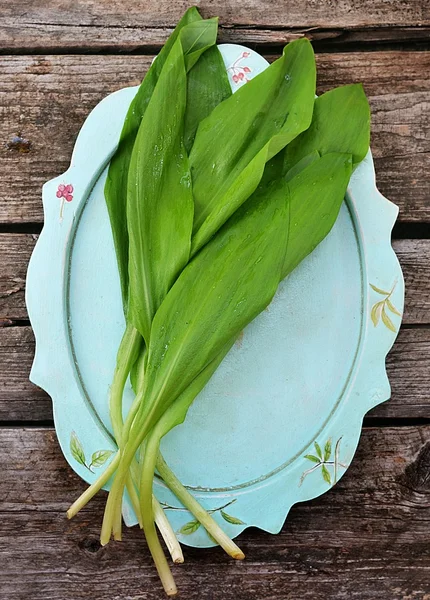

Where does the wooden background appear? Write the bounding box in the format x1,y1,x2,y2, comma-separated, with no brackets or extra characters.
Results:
0,2,429,598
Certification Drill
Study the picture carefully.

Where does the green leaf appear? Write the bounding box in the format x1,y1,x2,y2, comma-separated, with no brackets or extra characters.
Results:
371,301,384,327
104,8,201,309
314,441,323,460
304,454,320,464
324,439,332,462
370,283,390,296
149,338,236,439
104,8,216,311
137,174,291,431
284,150,320,181
127,37,195,343
381,306,397,332
386,298,401,316
221,511,245,525
284,83,370,172
321,465,332,485
179,520,201,535
184,45,232,153
90,449,114,469
130,346,147,394
70,432,86,468
189,38,316,254
282,153,353,278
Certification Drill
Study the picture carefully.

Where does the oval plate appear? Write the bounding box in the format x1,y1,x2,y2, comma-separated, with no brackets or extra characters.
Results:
26,44,404,547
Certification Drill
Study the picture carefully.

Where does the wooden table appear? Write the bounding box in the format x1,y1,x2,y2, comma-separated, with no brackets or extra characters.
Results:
1,2,429,598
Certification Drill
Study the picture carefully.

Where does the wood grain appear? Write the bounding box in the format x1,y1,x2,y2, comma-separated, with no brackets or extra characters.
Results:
2,235,428,324
1,0,429,51
0,324,428,422
0,234,35,321
1,51,429,224
0,425,429,599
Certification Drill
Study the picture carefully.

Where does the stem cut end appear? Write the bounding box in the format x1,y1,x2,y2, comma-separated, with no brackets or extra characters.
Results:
165,584,178,596
173,553,184,565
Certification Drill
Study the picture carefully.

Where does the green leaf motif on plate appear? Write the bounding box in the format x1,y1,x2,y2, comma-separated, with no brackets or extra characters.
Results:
314,441,323,459
69,432,114,474
301,436,346,487
386,298,401,317
324,438,332,462
304,454,320,464
70,431,86,468
165,498,246,536
370,281,401,332
321,464,331,485
220,511,245,525
90,449,114,469
369,283,390,296
179,519,201,535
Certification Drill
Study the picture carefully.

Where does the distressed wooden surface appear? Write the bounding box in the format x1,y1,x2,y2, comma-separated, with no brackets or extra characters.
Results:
1,51,429,224
1,0,429,51
0,426,429,599
1,324,429,422
1,235,429,324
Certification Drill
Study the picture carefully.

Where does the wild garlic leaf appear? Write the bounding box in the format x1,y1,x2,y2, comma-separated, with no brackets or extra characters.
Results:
136,157,359,436
138,177,291,429
146,338,236,441
221,511,245,525
189,38,316,254
179,18,222,73
105,8,216,310
284,150,320,181
184,45,232,154
284,83,370,173
127,37,195,343
70,432,86,468
282,153,353,278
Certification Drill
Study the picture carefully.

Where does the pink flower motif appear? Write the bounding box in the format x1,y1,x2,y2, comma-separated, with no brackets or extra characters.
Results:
56,183,74,202
57,183,74,222
227,51,253,86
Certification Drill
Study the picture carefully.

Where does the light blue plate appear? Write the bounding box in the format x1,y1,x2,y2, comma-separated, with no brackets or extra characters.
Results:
26,44,404,547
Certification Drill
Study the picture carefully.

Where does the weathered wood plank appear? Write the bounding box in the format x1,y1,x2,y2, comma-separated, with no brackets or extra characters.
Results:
1,0,428,51
0,324,429,422
0,234,35,321
0,326,49,421
1,52,429,224
0,426,429,599
1,235,428,324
